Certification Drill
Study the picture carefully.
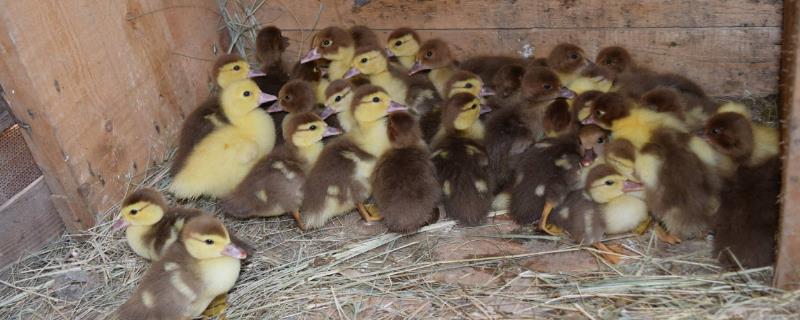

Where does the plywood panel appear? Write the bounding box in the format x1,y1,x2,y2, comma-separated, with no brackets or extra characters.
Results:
0,0,221,230
0,177,63,268
256,0,781,29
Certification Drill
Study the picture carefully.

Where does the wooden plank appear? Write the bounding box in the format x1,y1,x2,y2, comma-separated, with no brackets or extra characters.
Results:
0,177,64,269
256,0,781,29
279,28,780,96
776,0,800,290
0,0,221,230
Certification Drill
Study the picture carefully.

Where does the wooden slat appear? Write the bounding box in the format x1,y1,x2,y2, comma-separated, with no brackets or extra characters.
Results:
0,177,63,269
256,0,781,29
279,27,780,96
0,0,221,230
776,0,800,290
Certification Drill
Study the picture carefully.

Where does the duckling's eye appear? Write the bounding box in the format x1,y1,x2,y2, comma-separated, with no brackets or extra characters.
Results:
711,128,721,135
360,58,368,63
322,40,332,47
372,97,380,103
605,59,613,65
204,239,214,245
285,95,292,101
394,40,402,47
465,83,473,89
543,84,552,90
129,209,139,215
426,51,433,57
596,109,605,116
243,91,251,97
570,53,579,60
334,96,342,102
470,104,478,109
309,125,317,130
605,180,614,186
233,65,241,71
597,137,605,144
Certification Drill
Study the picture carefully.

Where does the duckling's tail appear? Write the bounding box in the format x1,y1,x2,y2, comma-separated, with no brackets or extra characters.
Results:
433,138,493,226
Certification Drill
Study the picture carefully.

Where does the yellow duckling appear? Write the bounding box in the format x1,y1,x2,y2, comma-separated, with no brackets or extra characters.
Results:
114,214,248,319
585,164,649,235
345,46,411,107
298,85,406,230
169,79,277,199
321,79,357,132
386,27,422,70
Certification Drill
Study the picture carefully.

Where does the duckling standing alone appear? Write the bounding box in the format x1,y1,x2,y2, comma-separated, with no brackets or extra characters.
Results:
114,215,248,319
372,112,440,233
169,80,277,199
431,93,493,226
221,113,341,219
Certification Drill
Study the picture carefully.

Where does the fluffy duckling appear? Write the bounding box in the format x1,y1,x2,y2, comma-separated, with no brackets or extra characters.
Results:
169,80,277,199
270,80,318,142
409,38,458,97
484,66,575,194
547,43,592,87
114,214,248,319
372,112,440,233
298,85,405,230
572,90,603,124
595,46,635,76
291,58,330,104
641,87,707,130
460,55,528,88
221,113,341,219
345,45,411,106
321,79,357,132
171,55,262,177
113,188,198,261
302,26,355,82
585,164,649,235
703,104,780,268
252,26,290,107
443,70,495,99
386,27,422,70
543,98,574,137
578,124,609,167
431,93,493,226
485,64,526,109
349,25,381,48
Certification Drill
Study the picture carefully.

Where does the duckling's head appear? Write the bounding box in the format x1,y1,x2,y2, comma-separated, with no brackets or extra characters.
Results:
586,164,643,203
409,38,453,75
521,66,575,103
350,25,381,48
703,111,754,163
604,138,637,179
302,26,354,63
351,85,403,124
322,80,355,118
114,188,168,231
290,58,327,82
387,111,423,148
181,215,247,260
492,64,526,99
347,46,388,77
220,79,277,121
641,87,685,119
578,124,609,167
255,26,289,65
442,93,482,132
529,57,549,67
547,43,590,75
285,112,340,147
270,80,316,114
574,90,603,122
213,54,260,89
595,46,633,75
445,70,490,98
387,27,421,58
582,92,632,129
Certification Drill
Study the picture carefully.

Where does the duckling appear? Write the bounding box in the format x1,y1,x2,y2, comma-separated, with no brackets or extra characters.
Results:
386,27,422,70
416,70,492,142
543,98,574,137
301,27,355,81
409,38,458,97
595,46,635,76
431,93,493,226
171,55,262,177
485,64,526,109
291,58,329,104
298,85,405,230
221,113,340,219
460,55,528,88
566,63,615,94
641,87,706,130
484,66,575,194
114,214,248,319
703,105,779,268
349,25,381,49
507,136,582,227
572,90,603,124
252,26,290,108
578,124,609,167
321,79,357,132
372,111,440,233
269,80,318,141
113,188,198,261
584,164,649,235
345,45,411,106
547,43,592,87
169,80,277,199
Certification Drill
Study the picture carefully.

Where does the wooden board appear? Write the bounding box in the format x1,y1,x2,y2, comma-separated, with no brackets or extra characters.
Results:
258,0,782,97
0,0,222,230
0,177,63,269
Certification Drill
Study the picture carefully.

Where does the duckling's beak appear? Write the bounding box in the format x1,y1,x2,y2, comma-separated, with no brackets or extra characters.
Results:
266,102,284,113
408,61,429,75
323,126,343,137
480,104,493,115
301,48,322,64
259,92,278,105
479,87,496,97
622,180,644,192
387,101,408,113
581,148,596,167
559,87,577,99
581,115,596,125
247,69,266,78
343,67,360,79
385,48,395,58
222,243,247,259
113,219,130,231
320,106,338,119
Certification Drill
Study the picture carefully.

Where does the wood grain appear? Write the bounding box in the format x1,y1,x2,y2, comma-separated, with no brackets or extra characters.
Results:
0,177,63,268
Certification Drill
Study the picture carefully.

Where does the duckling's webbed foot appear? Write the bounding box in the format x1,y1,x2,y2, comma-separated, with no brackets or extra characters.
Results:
655,221,682,244
357,203,383,224
633,216,652,235
593,242,623,264
292,210,306,231
538,202,563,236
201,293,229,320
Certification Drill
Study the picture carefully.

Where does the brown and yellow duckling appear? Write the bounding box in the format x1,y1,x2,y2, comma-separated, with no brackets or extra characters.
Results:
268,80,319,139
301,26,356,81
547,43,593,87
114,214,248,319
386,27,422,70
221,113,341,219
345,44,412,107
372,111,440,233
409,38,458,97
321,79,358,132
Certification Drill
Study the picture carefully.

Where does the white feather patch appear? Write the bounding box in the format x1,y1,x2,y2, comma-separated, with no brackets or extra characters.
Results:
141,290,155,308
535,185,546,196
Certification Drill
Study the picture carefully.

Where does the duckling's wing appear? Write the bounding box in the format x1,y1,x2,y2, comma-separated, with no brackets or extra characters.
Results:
171,98,229,176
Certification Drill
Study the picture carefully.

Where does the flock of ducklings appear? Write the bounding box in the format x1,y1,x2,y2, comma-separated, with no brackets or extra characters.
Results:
111,25,781,318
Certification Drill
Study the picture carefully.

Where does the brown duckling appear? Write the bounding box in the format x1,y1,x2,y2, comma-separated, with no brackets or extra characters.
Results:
252,26,290,108
703,104,779,268
386,27,422,70
431,93,493,226
543,98,574,137
459,55,528,88
221,113,340,219
547,43,592,87
572,90,603,124
298,85,405,230
409,38,458,97
301,26,355,81
290,58,330,104
578,124,609,167
269,80,318,137
485,64,526,109
114,214,248,319
372,111,440,233
641,86,706,130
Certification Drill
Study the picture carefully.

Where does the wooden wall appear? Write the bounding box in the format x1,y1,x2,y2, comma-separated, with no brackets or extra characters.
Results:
0,0,222,231
256,0,782,97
